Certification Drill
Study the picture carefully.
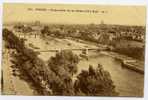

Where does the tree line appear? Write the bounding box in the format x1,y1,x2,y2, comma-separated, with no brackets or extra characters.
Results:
3,28,118,96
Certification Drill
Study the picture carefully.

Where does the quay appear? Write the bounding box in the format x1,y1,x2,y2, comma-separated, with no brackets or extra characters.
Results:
121,60,144,74
100,51,144,74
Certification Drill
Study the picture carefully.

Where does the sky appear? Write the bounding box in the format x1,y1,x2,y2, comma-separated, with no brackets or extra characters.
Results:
3,3,146,26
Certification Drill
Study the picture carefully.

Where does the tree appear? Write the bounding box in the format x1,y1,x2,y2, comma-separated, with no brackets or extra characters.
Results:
3,28,54,95
74,64,119,96
48,50,79,76
41,26,50,36
22,26,33,33
47,50,79,95
3,28,119,96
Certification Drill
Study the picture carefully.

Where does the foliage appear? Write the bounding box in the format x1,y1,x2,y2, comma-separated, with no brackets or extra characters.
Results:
41,26,51,36
3,28,119,96
114,46,144,61
48,50,79,76
3,28,53,95
74,64,119,96
3,28,76,95
47,50,79,95
14,24,33,33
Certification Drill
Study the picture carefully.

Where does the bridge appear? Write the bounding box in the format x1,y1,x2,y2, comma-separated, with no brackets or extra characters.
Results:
33,47,107,57
14,32,108,55
35,48,106,52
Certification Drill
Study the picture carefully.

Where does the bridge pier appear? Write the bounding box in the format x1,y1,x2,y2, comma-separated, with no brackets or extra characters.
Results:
82,49,89,56
86,49,88,56
35,34,36,38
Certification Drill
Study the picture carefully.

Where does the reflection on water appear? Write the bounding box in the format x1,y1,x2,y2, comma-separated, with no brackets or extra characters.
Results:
38,50,144,96
27,36,144,96
78,51,144,97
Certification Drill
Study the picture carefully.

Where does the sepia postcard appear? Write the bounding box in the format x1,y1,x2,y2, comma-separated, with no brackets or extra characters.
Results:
1,3,146,97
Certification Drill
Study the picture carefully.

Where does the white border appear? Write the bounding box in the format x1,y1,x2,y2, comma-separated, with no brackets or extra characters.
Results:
0,0,147,100
2,0,148,5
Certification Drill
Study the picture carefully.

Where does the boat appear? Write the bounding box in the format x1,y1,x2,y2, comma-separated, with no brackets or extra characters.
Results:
121,60,144,74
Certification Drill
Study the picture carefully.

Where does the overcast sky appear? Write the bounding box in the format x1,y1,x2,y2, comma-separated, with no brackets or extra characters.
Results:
3,3,146,26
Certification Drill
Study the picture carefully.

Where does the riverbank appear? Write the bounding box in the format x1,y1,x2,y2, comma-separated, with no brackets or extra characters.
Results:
65,37,144,74
77,51,144,97
100,51,144,74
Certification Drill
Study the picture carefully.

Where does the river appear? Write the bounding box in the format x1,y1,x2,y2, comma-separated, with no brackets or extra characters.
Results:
37,50,144,97
24,36,144,96
77,51,144,97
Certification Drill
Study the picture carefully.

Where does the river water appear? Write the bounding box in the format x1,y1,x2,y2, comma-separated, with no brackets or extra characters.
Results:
77,51,144,97
37,50,144,97
25,36,144,97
